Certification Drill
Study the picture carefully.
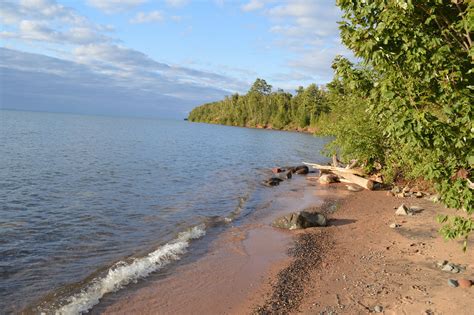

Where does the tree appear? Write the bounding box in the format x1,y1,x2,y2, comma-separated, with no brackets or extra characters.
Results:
336,0,473,249
249,78,272,96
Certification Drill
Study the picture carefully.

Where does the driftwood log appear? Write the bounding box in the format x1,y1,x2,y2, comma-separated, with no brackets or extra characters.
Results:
303,161,375,190
302,162,365,177
333,171,375,190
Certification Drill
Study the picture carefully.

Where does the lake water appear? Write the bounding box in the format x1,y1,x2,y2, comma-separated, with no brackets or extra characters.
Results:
0,110,328,313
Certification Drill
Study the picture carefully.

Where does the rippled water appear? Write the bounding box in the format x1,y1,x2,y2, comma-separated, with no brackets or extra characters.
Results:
0,110,328,313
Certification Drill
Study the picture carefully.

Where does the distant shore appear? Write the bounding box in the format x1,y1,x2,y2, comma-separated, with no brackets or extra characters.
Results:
99,174,474,314
187,119,317,134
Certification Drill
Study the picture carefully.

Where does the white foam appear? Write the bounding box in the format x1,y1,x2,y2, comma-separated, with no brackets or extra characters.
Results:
56,225,206,314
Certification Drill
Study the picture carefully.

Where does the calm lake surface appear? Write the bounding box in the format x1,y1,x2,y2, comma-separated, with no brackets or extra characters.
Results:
0,110,328,313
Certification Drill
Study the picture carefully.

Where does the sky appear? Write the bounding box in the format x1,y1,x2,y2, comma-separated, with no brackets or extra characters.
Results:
0,0,353,118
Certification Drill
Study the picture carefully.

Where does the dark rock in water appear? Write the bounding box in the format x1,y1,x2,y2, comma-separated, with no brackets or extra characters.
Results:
272,211,327,230
283,170,292,179
262,177,283,187
294,165,309,175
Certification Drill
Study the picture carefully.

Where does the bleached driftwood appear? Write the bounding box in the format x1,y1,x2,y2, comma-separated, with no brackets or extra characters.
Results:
346,159,358,169
302,162,365,176
303,160,376,190
333,171,375,190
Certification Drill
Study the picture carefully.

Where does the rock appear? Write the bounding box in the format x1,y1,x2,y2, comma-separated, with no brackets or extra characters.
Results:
262,177,283,187
395,204,410,216
347,184,363,192
403,186,411,193
436,260,448,268
415,191,423,198
272,211,327,230
294,165,309,175
409,206,424,213
272,167,284,174
451,266,460,274
458,278,472,288
389,223,401,228
391,186,401,194
280,170,292,179
448,279,459,288
374,305,383,313
319,174,339,185
425,194,440,202
442,263,454,272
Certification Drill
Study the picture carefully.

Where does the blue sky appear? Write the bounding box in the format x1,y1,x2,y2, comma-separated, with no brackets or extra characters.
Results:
0,0,353,118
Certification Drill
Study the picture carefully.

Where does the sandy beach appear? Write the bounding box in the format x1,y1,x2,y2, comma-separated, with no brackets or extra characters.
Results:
98,176,474,314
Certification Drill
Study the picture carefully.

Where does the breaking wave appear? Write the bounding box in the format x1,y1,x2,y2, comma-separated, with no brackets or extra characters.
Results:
56,225,206,314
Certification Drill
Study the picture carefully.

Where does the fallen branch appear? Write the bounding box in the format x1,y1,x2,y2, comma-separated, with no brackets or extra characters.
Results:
302,162,365,176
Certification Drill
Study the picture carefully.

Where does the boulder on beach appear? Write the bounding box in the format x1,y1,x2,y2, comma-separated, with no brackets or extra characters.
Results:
272,211,327,230
319,174,339,185
262,177,283,187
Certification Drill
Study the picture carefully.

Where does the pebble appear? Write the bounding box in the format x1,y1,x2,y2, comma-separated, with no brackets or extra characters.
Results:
409,206,424,213
374,305,383,313
436,260,448,268
458,278,472,288
442,264,454,272
415,192,423,198
395,204,409,216
448,279,459,287
389,223,401,228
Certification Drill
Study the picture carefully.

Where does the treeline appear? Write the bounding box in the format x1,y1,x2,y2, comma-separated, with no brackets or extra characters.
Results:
318,0,472,248
188,79,329,131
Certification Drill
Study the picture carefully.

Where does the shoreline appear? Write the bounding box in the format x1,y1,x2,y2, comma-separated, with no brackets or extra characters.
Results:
98,176,474,314
187,120,317,134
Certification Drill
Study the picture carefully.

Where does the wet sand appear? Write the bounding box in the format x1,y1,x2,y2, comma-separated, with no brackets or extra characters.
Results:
101,178,474,314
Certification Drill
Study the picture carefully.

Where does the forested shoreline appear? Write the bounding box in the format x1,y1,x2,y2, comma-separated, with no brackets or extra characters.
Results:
189,1,473,246
188,79,329,133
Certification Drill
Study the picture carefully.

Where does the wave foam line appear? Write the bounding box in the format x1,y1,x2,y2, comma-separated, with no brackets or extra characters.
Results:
56,225,206,314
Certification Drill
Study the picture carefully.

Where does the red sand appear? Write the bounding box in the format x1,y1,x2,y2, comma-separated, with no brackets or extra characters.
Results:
102,180,474,314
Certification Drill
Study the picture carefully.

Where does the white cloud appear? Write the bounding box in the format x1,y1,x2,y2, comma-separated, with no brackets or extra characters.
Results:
267,0,340,39
165,0,189,8
241,0,265,12
130,11,164,24
1,20,110,45
86,0,147,14
239,0,354,84
0,0,249,114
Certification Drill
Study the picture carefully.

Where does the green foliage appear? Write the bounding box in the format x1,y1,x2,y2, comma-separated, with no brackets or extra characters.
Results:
326,0,474,248
317,58,386,169
188,78,328,131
